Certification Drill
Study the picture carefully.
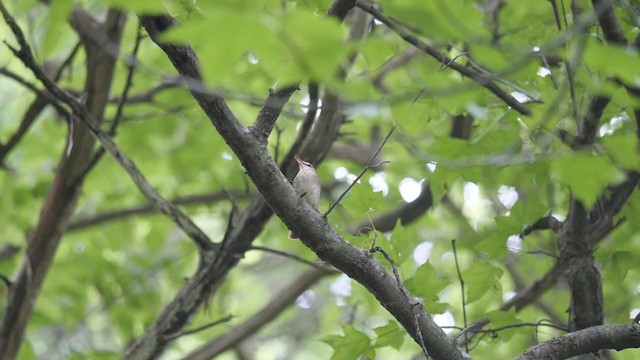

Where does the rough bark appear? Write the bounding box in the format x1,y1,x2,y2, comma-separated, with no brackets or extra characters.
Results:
0,9,126,360
137,9,465,360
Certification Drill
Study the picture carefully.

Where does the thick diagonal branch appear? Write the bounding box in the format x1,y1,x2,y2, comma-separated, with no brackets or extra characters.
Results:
140,10,465,360
125,2,360,358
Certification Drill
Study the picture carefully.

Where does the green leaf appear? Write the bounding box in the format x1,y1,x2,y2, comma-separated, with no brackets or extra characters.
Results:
494,216,522,235
161,11,269,84
275,11,348,82
322,325,375,360
101,0,166,12
461,261,503,304
584,40,640,85
485,309,521,328
604,251,638,284
484,309,525,340
602,134,640,170
382,0,488,41
473,232,509,259
42,0,73,57
341,184,384,216
373,321,405,350
404,261,450,301
550,153,625,208
390,220,414,265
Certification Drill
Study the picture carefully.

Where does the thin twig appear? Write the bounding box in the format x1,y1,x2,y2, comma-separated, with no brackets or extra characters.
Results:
109,77,182,104
449,319,568,335
463,54,542,103
164,315,234,341
249,246,333,270
323,126,395,216
451,239,469,353
0,68,69,115
549,0,579,125
0,42,81,166
67,190,252,231
0,273,11,288
0,3,217,254
355,0,531,116
370,245,429,358
278,83,318,173
521,216,563,237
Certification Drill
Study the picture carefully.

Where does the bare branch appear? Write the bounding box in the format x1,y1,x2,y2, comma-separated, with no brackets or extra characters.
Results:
451,240,469,353
251,86,299,142
517,323,640,359
592,0,628,44
521,216,563,237
0,43,80,167
355,0,532,116
83,21,144,176
142,7,466,359
109,77,182,103
184,267,333,360
249,246,332,270
3,7,216,254
370,244,429,358
67,190,252,231
324,126,395,216
164,315,234,341
0,6,127,359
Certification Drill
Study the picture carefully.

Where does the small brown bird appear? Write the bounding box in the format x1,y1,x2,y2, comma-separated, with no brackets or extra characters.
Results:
288,155,321,239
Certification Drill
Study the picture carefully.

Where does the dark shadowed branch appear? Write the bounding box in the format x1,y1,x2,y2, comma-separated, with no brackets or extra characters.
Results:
517,323,640,359
139,6,466,357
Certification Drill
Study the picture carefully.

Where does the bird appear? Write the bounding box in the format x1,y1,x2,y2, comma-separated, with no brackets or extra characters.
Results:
288,155,321,240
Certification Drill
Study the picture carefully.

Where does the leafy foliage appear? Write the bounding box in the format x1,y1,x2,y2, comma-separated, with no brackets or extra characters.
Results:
0,0,639,359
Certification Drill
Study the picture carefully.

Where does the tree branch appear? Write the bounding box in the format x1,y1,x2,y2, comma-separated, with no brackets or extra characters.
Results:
249,246,332,270
0,43,80,167
67,190,252,231
140,7,465,359
324,126,394,216
163,315,234,342
184,267,333,360
251,86,299,142
521,215,563,237
185,152,441,359
0,6,127,359
517,323,640,359
592,0,628,44
125,2,362,358
109,77,182,104
83,21,144,176
355,0,532,116
459,172,640,346
0,4,216,255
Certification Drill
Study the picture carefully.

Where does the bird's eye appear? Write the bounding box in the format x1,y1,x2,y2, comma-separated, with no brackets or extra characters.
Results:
304,162,312,167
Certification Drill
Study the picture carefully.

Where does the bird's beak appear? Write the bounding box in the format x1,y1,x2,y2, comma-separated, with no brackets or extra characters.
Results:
294,155,303,165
